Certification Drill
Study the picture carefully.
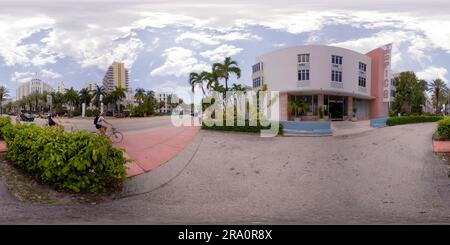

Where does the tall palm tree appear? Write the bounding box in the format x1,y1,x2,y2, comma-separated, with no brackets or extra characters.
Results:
111,86,126,115
79,88,92,106
428,78,447,114
135,88,146,105
212,57,241,92
92,85,105,108
0,85,9,115
189,72,206,96
64,87,79,112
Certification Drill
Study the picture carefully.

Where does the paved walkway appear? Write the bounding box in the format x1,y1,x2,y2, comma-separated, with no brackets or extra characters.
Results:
115,125,199,177
331,120,375,136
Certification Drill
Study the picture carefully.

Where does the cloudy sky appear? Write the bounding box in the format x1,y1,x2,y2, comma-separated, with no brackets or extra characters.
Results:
1,0,449,101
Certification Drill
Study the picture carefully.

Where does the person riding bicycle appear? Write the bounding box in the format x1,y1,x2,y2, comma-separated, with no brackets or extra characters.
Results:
94,112,112,135
48,113,63,130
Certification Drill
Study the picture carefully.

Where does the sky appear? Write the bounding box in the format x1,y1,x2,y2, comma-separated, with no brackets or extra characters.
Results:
1,0,450,102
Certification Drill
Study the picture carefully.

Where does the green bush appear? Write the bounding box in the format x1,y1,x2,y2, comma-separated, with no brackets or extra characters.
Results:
1,124,127,193
85,109,100,117
437,117,450,139
0,116,12,139
386,115,444,126
202,120,283,135
131,106,146,117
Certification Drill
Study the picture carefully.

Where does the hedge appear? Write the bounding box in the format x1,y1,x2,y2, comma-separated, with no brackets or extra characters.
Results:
0,122,127,193
386,115,444,126
202,119,283,135
0,116,11,139
437,117,450,139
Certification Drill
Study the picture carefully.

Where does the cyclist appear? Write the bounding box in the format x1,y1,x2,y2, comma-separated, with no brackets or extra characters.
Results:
48,113,63,131
15,112,21,124
94,112,112,135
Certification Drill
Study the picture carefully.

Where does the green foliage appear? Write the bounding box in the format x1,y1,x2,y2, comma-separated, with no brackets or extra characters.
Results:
1,123,127,193
393,71,427,113
202,119,283,135
386,115,443,126
0,116,12,139
85,108,100,117
437,117,450,139
318,106,324,119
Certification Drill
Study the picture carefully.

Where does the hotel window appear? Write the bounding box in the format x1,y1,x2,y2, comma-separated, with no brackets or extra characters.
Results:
252,63,262,73
358,76,366,87
331,70,342,82
253,77,262,88
298,69,310,81
298,53,310,63
359,62,366,72
332,55,343,65
391,90,396,97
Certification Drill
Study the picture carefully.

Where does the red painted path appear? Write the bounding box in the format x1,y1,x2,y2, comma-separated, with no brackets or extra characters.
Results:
115,125,199,177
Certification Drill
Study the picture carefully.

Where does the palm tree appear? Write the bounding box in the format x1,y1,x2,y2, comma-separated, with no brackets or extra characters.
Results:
79,88,92,106
428,78,447,114
92,85,105,108
0,85,9,115
110,86,126,115
231,83,246,92
189,72,207,96
135,88,146,105
64,87,79,112
212,57,241,92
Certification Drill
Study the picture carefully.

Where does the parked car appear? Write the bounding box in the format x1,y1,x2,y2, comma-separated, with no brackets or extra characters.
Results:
20,113,34,122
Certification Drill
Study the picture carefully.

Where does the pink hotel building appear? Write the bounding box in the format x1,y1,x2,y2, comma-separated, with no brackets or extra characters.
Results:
251,44,395,121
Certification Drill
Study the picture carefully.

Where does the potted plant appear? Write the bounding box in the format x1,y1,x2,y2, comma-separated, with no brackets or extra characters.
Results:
289,101,301,121
318,106,324,121
351,107,357,121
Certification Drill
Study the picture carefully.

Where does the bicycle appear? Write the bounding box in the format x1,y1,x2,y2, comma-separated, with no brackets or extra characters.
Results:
107,127,124,143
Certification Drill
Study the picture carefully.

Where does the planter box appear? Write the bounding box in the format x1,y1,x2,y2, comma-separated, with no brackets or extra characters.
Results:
432,134,450,152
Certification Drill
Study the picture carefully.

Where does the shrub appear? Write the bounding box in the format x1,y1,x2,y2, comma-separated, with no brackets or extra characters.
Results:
202,119,283,135
386,115,444,126
1,124,127,193
437,117,450,139
131,106,146,117
0,116,12,139
85,108,100,117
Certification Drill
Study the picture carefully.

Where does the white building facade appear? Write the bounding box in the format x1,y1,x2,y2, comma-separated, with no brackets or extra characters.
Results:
16,76,54,100
252,44,392,120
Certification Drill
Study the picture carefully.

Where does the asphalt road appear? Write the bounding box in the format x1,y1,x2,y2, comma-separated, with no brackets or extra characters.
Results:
1,122,450,224
23,115,175,133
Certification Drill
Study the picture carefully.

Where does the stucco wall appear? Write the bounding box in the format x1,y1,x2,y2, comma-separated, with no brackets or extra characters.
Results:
252,45,372,99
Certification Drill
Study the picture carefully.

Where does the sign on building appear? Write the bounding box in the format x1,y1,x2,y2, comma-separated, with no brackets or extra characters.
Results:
382,43,393,102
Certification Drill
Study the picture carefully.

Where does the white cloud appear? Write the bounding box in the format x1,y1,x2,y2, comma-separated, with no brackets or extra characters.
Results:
175,31,261,45
272,43,286,48
329,30,433,70
417,67,448,82
150,47,209,77
0,15,57,66
41,69,62,79
10,71,35,83
200,44,243,62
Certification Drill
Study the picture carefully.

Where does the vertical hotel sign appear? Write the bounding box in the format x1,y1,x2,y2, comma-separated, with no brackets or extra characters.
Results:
382,43,392,102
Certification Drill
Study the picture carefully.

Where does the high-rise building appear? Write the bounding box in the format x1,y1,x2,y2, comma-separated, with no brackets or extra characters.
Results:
102,61,129,93
85,81,98,92
16,74,54,100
